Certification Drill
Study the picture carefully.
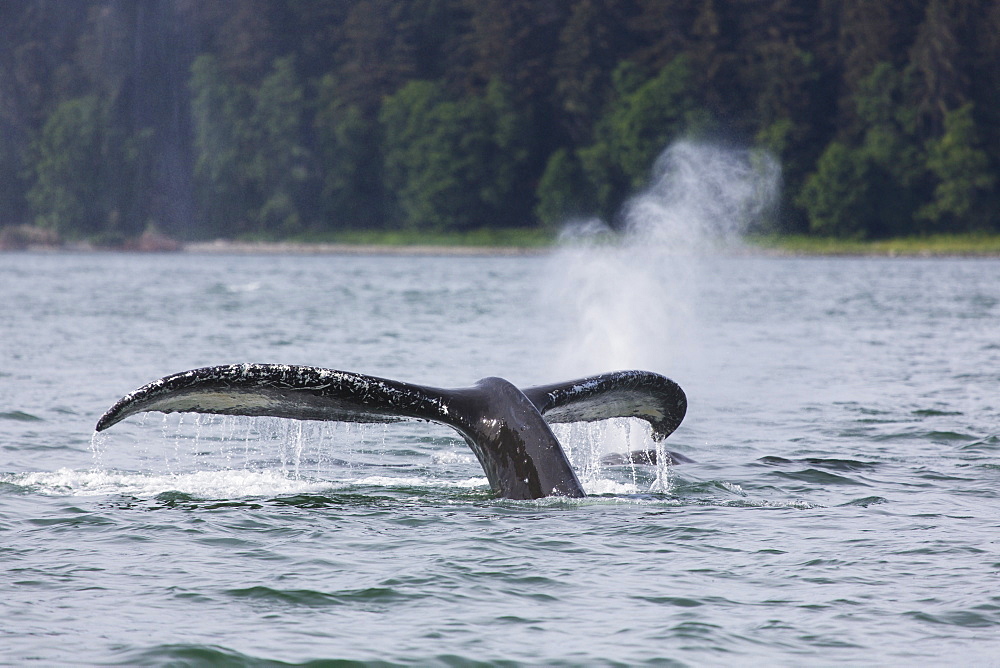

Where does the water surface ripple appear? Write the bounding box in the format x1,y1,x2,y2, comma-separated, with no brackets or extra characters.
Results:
2,252,999,665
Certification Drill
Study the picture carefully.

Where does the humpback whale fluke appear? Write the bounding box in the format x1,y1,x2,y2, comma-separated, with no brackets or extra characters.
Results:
96,364,687,500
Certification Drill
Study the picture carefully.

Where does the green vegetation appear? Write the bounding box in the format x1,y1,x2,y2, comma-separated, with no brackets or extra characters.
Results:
288,228,555,249
751,233,1000,257
1,1,998,245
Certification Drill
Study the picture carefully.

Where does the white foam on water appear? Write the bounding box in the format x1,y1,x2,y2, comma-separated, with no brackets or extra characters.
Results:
5,468,493,500
430,450,477,465
346,474,489,491
452,476,491,489
581,478,642,496
10,468,335,499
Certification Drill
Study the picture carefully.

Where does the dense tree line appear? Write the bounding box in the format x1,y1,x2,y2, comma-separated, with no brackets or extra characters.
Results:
1,0,997,242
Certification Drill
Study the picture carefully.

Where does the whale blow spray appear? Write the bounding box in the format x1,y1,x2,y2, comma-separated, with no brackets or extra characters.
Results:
546,140,780,376
543,141,780,488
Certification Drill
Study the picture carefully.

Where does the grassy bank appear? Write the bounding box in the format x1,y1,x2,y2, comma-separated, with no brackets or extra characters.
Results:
280,229,1000,256
286,227,556,248
749,233,1000,257
291,228,1000,255
8,223,998,257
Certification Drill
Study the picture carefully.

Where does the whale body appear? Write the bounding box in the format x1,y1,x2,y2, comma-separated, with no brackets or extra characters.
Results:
96,364,687,500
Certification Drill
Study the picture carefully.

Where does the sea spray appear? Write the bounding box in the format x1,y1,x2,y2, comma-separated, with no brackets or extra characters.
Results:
624,141,781,250
89,430,108,469
546,140,780,377
94,413,359,478
543,141,780,489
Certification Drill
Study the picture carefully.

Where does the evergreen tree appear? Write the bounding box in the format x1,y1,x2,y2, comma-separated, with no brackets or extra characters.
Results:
796,141,871,238
26,94,150,240
578,57,707,220
535,148,593,228
189,54,253,236
629,0,701,69
686,0,742,124
798,62,925,238
552,0,634,144
331,0,422,114
918,103,996,231
314,75,387,230
738,0,825,224
3,0,1000,240
190,54,309,237
27,96,108,236
380,79,529,231
907,0,970,136
250,55,308,234
834,0,924,137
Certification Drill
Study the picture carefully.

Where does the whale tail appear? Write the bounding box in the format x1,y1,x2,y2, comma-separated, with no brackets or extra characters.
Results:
96,364,687,499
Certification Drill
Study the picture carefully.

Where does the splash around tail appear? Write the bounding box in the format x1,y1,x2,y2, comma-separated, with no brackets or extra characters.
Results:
96,364,687,500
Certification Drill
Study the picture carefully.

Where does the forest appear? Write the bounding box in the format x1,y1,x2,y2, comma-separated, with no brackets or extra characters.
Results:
1,0,998,244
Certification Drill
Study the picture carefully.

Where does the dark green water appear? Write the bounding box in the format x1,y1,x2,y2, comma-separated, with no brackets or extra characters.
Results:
2,251,999,665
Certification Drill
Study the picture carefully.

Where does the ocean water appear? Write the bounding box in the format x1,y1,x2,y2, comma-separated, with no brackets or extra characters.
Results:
2,249,999,665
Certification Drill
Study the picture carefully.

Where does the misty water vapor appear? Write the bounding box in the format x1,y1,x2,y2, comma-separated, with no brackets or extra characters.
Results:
542,142,780,487
546,141,781,377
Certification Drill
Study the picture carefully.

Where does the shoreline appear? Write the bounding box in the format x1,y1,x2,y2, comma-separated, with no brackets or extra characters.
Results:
746,232,1000,258
182,239,548,256
3,235,999,258
0,238,550,256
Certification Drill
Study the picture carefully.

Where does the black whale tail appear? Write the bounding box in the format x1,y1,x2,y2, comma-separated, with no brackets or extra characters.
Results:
96,364,687,500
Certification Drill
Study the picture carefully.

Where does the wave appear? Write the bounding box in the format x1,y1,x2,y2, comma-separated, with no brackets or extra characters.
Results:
0,410,43,422
1,466,823,511
0,468,490,500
